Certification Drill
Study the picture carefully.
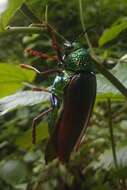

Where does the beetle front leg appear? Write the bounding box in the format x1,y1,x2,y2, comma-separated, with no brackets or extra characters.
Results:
32,93,59,144
25,48,59,62
20,64,63,76
23,82,51,93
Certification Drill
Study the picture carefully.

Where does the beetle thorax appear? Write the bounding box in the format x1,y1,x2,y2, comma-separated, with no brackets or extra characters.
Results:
64,47,95,73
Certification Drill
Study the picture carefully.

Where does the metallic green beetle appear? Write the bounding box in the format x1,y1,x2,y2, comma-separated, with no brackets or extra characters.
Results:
45,42,96,163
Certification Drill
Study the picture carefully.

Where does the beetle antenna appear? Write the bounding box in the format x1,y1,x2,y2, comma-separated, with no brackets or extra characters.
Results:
72,25,96,43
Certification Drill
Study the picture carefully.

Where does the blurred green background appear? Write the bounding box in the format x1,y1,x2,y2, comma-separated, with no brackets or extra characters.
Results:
0,0,127,190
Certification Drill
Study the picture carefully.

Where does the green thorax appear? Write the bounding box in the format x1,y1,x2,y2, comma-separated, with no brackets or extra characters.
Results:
64,44,95,73
52,71,69,98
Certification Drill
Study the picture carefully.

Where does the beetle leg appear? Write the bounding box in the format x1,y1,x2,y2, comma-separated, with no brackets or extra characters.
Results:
20,64,63,76
32,107,53,144
23,82,51,93
40,68,63,76
50,93,59,108
25,48,58,62
32,93,59,144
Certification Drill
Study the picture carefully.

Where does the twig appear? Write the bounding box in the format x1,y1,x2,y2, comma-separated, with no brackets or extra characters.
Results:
6,26,45,34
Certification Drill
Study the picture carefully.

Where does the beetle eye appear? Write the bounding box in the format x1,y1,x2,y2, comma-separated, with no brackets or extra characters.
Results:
63,41,72,49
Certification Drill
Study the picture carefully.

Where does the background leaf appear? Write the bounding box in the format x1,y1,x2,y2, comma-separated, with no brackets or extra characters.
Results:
99,17,127,47
0,91,50,115
0,160,29,185
15,121,49,149
97,62,127,100
0,63,36,98
0,0,26,32
96,146,127,169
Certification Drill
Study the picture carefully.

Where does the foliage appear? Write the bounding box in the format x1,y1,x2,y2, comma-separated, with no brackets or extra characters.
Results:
0,63,36,98
0,0,127,190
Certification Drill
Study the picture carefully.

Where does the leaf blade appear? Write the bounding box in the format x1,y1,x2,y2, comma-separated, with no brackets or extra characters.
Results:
99,17,127,47
0,90,50,115
0,0,26,32
97,62,127,101
15,121,49,149
0,63,36,97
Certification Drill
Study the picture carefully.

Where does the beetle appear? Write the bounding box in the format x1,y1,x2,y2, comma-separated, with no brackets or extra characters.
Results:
44,40,96,162
23,24,96,162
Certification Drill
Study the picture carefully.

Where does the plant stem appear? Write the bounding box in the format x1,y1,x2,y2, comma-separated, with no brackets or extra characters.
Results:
79,0,127,99
108,99,126,190
79,0,93,50
6,25,68,43
6,26,45,34
45,5,48,23
107,98,118,168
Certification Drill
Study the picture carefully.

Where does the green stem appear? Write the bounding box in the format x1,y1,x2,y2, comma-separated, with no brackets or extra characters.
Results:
79,0,85,30
107,100,126,190
79,0,93,50
79,0,127,98
6,26,45,34
6,25,68,42
107,98,118,168
44,5,48,23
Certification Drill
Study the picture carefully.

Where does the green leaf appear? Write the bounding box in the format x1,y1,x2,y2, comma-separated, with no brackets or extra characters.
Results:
97,62,127,101
15,121,49,149
0,160,29,185
96,146,127,169
99,17,127,47
0,0,26,32
0,63,36,98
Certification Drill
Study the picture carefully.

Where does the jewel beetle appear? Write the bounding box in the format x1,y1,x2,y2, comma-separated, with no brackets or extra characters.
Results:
45,39,96,162
21,24,97,163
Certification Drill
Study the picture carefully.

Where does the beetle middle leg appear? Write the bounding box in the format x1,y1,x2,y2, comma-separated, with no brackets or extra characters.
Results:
32,93,58,144
20,64,63,76
32,107,53,144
